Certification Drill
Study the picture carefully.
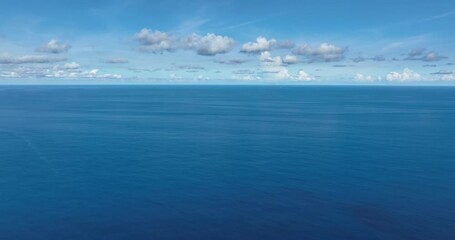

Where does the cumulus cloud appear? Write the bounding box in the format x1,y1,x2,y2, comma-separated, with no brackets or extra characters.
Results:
0,54,66,64
354,73,374,82
438,74,454,81
181,33,234,56
62,62,80,69
134,28,176,53
430,70,455,81
106,58,128,64
296,70,314,81
45,68,122,79
404,48,447,62
240,37,276,54
260,51,283,65
235,74,261,81
36,40,71,54
259,51,288,79
0,63,121,79
258,51,313,80
292,43,347,62
386,68,421,81
283,55,299,64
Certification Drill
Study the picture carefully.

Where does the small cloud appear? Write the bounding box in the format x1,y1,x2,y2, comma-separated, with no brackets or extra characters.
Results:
404,48,447,62
431,70,453,75
106,58,128,64
296,70,314,81
182,33,234,56
438,74,455,81
421,52,447,62
353,55,385,62
0,54,66,64
176,64,206,70
62,62,80,69
134,28,176,53
423,64,437,67
36,39,71,54
407,48,426,58
283,55,299,64
214,59,247,65
333,64,350,67
260,51,283,66
232,69,255,74
292,43,347,62
386,68,421,81
240,37,276,54
354,73,374,82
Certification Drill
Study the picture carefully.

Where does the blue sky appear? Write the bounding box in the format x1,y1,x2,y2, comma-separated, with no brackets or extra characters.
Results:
0,0,454,84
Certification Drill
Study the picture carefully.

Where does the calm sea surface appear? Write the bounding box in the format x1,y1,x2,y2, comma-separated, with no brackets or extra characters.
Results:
0,86,454,240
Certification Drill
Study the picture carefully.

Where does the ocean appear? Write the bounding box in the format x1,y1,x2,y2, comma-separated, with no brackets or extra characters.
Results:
0,85,454,240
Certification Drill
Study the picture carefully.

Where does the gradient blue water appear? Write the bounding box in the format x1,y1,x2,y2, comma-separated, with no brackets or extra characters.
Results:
0,86,454,240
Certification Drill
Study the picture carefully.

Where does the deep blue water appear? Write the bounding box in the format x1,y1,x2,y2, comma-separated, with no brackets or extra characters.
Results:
0,86,454,240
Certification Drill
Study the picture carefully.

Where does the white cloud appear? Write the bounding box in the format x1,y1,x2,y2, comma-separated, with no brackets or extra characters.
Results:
386,68,421,81
0,54,66,64
292,43,346,62
260,51,283,65
283,55,299,64
182,33,234,56
63,62,80,69
260,52,299,66
240,37,276,54
239,74,261,81
36,40,71,54
354,73,374,82
296,70,314,81
134,28,176,53
440,74,455,81
0,64,121,79
259,51,296,80
276,68,291,79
